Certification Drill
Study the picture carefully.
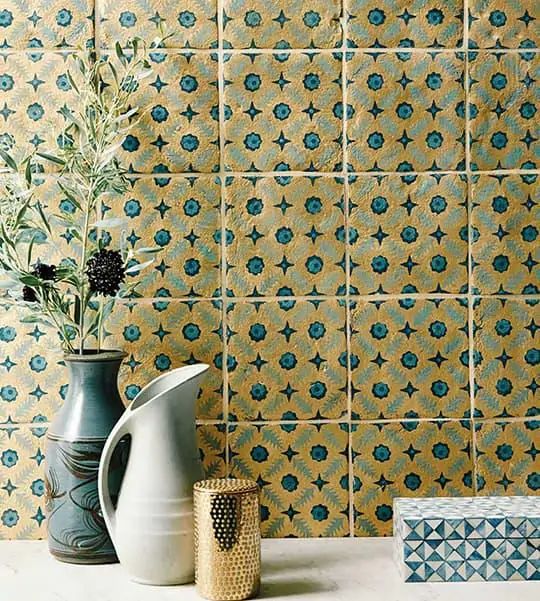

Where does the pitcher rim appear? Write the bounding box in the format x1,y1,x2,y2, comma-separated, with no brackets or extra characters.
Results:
129,363,210,413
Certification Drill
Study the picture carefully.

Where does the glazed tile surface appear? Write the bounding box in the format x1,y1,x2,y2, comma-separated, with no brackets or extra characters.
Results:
222,0,343,49
225,176,346,297
228,423,350,537
227,300,347,421
103,176,221,298
471,173,539,295
99,0,218,49
474,298,539,418
0,1,94,49
348,174,468,294
223,53,343,172
347,52,466,173
469,52,539,171
347,0,463,49
1,0,539,541
353,420,474,536
468,0,539,49
475,420,539,496
350,299,470,420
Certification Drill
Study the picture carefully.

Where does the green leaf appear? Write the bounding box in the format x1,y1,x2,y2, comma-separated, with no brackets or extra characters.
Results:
0,149,17,171
36,152,65,166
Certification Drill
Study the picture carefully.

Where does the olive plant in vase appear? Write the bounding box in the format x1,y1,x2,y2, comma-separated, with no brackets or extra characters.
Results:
0,41,158,564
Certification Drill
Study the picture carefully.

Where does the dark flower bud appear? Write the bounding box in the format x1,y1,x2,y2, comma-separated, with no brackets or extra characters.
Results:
22,286,38,302
86,249,126,297
33,263,57,281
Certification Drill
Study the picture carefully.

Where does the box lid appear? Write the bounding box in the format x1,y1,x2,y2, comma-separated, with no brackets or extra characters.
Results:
394,496,540,541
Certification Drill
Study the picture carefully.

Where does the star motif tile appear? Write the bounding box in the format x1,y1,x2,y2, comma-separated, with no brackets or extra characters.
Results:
348,174,468,294
471,173,539,294
228,422,350,537
350,298,470,420
225,176,346,296
227,300,347,421
223,52,343,172
347,52,466,172
222,0,342,49
469,51,539,170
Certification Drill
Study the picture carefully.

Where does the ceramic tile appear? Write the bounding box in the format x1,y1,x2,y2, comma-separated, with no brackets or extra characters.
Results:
0,1,93,49
471,173,539,295
347,0,463,49
104,300,223,420
196,424,226,479
227,300,347,421
469,0,539,49
99,0,217,49
350,298,470,420
347,52,466,172
0,52,80,170
223,53,343,172
348,174,468,295
476,419,539,496
352,420,474,536
0,426,47,540
102,176,221,298
474,298,539,419
225,176,346,297
222,0,342,49
469,51,539,170
107,51,219,174
0,304,67,424
228,423,350,537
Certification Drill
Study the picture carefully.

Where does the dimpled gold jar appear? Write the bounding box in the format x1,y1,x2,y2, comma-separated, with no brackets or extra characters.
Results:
194,479,260,601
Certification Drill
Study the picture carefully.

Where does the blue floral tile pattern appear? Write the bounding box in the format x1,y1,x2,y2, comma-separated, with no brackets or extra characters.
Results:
352,420,474,536
0,426,47,540
0,1,93,49
347,0,463,49
474,298,539,418
350,299,470,420
196,424,227,479
106,51,220,174
469,0,539,49
103,176,221,298
225,176,346,297
222,0,342,49
0,52,79,169
0,304,67,425
223,53,343,172
104,300,224,420
99,0,217,49
227,300,347,421
476,419,539,495
471,173,539,295
469,51,539,170
228,423,350,537
349,174,468,295
347,52,466,172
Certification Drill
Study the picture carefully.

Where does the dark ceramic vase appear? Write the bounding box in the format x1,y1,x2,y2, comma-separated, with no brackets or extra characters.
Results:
45,350,127,564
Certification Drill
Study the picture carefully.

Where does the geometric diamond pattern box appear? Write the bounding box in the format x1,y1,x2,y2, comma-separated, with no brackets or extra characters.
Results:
394,497,540,583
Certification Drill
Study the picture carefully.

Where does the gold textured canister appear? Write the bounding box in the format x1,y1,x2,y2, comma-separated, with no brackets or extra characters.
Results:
194,478,260,601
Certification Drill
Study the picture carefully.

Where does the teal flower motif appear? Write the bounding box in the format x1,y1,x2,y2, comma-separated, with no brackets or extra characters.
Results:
123,325,141,342
119,11,137,28
310,444,328,462
1,509,18,528
27,103,44,121
526,472,539,491
1,449,18,468
432,442,450,460
311,504,329,521
0,10,13,27
250,445,268,463
372,444,391,462
404,473,421,490
0,74,14,92
29,355,47,372
281,473,298,492
0,385,17,402
56,9,73,27
375,504,392,522
178,10,196,29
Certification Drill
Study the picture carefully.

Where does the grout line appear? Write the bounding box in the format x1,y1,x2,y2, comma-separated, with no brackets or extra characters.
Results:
216,0,230,476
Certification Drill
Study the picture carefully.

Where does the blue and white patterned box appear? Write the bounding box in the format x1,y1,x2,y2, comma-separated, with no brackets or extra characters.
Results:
394,496,540,582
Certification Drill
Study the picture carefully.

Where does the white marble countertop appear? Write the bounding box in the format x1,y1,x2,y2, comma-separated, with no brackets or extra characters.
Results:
1,538,538,601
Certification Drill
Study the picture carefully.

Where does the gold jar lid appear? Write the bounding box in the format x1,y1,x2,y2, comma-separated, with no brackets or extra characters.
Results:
194,478,258,495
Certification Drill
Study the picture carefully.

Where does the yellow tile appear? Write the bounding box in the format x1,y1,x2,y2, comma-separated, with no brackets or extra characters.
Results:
229,423,350,537
352,420,474,536
476,419,539,495
197,423,226,479
225,176,346,297
104,300,223,420
0,426,47,540
227,300,347,421
103,176,221,298
469,1,539,48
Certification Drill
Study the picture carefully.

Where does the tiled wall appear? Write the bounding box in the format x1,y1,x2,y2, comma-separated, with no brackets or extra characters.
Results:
0,1,538,539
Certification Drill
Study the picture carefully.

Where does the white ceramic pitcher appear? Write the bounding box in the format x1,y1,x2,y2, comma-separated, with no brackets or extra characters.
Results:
98,364,209,585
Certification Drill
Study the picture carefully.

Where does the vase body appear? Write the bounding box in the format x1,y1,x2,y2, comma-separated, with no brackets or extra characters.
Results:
45,351,127,564
98,363,208,585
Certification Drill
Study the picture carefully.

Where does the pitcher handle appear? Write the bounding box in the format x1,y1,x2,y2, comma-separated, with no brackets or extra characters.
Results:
98,410,131,537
